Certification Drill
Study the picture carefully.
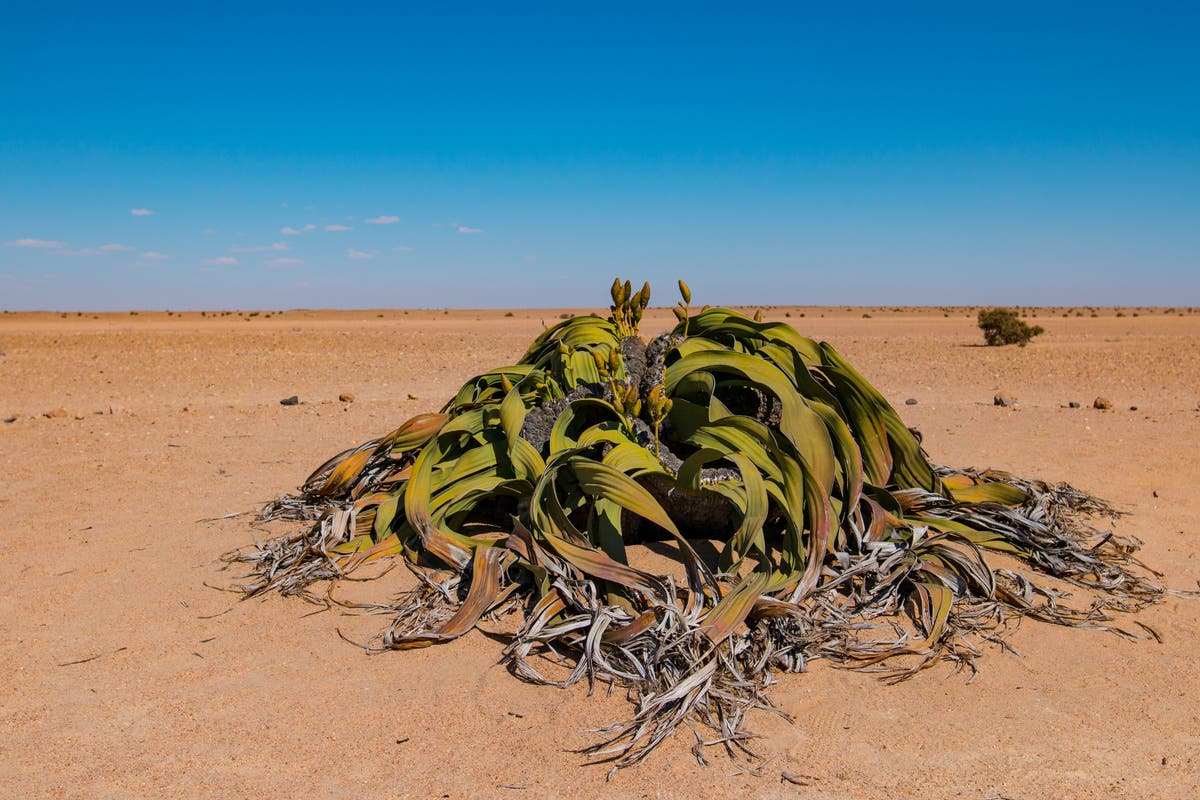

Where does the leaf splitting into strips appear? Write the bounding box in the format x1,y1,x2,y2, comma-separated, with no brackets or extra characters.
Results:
388,546,514,649
702,572,771,645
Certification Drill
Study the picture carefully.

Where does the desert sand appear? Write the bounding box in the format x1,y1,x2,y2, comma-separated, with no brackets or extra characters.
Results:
2,306,1198,799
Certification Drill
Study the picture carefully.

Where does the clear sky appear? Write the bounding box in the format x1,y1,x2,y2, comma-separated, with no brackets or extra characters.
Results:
2,2,1197,310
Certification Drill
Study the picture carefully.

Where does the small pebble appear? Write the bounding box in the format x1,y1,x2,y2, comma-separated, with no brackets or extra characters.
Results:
1068,401,1081,408
1093,397,1112,410
3,415,16,424
280,396,300,406
338,393,355,403
44,407,69,419
994,392,1018,407
407,393,419,400
905,398,918,405
1129,405,1138,411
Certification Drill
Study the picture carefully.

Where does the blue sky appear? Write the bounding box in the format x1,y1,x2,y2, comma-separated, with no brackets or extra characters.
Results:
1,2,1197,310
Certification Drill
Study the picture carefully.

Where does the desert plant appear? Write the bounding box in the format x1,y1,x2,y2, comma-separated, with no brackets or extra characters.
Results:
233,279,1159,770
977,307,1044,346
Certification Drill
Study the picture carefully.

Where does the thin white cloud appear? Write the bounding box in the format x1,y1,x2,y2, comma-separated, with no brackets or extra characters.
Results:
141,251,169,259
202,228,217,235
5,238,67,248
130,208,154,216
347,248,376,260
457,225,483,234
393,245,414,252
366,215,400,225
281,224,317,235
229,242,289,253
324,224,351,231
267,257,303,266
48,242,136,255
205,256,238,265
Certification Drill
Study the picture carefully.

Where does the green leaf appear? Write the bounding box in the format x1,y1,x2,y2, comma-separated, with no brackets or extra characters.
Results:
499,385,526,451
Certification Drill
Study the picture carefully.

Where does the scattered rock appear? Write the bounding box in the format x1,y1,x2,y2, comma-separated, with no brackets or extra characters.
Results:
338,393,355,403
1093,397,1112,410
407,393,419,400
904,398,918,405
73,413,86,420
280,396,300,406
1129,405,1138,411
44,407,69,419
3,415,16,424
994,392,1018,407
1068,401,1081,408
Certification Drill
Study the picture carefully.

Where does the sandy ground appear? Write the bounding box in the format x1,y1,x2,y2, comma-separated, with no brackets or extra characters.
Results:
2,305,1199,799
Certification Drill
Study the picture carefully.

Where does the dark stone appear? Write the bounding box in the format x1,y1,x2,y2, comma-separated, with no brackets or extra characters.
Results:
634,473,736,541
905,398,918,405
1068,401,1081,408
639,332,681,397
519,397,568,454
280,396,300,406
620,335,648,388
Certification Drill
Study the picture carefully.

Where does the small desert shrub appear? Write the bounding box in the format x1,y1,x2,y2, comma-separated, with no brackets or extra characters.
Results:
977,307,1044,346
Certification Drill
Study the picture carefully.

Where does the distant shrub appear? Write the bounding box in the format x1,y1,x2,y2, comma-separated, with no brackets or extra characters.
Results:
977,308,1044,347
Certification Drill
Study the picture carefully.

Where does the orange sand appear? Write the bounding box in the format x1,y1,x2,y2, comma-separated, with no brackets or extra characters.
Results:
2,306,1198,799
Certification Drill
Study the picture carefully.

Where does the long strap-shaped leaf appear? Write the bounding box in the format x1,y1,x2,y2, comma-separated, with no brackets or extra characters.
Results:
389,546,514,649
701,571,770,644
568,456,718,594
404,432,476,569
666,348,837,493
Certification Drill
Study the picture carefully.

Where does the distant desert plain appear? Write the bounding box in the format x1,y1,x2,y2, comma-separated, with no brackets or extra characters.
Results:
2,305,1198,799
